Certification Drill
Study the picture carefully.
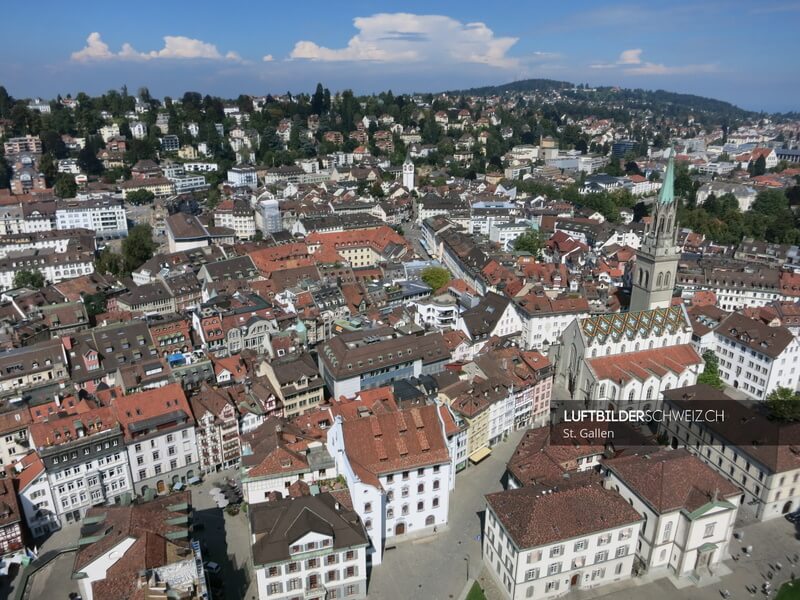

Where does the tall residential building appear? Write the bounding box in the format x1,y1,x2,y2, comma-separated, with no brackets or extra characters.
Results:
630,150,679,312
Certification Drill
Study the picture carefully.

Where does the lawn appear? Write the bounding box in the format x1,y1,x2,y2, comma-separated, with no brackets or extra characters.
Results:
466,582,487,600
776,580,800,600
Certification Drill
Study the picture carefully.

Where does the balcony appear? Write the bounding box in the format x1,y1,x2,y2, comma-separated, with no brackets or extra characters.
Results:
304,584,327,600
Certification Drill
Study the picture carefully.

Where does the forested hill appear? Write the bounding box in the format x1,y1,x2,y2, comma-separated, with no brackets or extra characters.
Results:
444,78,572,96
444,78,757,120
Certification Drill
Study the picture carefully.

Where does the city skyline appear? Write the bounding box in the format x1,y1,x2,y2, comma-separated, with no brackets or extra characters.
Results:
1,0,799,112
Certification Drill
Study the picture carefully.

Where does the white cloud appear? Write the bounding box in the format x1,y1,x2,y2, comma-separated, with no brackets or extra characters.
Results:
588,48,716,76
290,13,520,68
262,54,274,62
617,48,642,65
71,32,243,62
625,62,718,75
71,32,114,61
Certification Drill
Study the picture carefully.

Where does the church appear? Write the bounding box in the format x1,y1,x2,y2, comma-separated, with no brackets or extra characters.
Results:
550,151,705,405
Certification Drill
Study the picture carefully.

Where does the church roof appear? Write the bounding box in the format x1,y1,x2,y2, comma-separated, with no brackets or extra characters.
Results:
579,305,689,346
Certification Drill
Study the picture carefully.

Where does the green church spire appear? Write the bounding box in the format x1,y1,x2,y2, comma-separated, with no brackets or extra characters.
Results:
658,148,675,205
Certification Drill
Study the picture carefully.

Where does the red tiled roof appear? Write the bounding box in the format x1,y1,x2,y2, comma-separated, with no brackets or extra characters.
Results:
587,344,702,384
605,449,740,513
111,383,194,441
341,405,449,486
486,484,642,549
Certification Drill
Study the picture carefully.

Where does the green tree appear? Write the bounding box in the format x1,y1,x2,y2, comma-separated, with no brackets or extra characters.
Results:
54,174,77,198
121,224,157,274
513,229,543,256
82,291,108,319
126,189,155,205
750,155,767,177
766,387,800,422
697,350,724,389
77,143,103,176
13,269,45,289
95,248,124,276
421,266,451,292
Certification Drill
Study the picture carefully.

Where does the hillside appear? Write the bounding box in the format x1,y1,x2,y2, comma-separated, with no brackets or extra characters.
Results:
445,78,757,120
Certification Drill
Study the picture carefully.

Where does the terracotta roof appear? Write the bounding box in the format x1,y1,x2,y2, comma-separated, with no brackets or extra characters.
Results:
605,449,740,513
111,383,194,441
507,427,604,487
340,405,449,486
587,344,702,385
485,484,642,549
715,311,794,359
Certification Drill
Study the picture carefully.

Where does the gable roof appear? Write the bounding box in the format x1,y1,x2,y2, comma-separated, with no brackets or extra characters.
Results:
579,305,690,346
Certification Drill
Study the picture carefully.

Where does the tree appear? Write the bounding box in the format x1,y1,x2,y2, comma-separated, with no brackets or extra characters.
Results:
750,155,767,177
766,387,800,422
82,291,108,319
77,144,103,176
121,224,157,274
95,248,124,276
54,174,77,198
126,189,155,205
513,229,544,256
421,267,451,292
697,350,724,389
13,269,45,289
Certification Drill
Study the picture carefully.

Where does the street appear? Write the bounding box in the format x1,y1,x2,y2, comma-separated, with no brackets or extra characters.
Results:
404,221,431,261
367,428,527,600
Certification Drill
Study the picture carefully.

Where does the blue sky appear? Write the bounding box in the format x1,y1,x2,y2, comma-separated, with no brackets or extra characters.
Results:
2,0,798,112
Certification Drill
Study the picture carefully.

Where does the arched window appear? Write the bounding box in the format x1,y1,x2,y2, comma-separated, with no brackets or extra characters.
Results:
592,348,597,358
649,340,654,349
635,342,640,351
599,384,606,399
628,389,635,403
657,272,663,287
664,272,671,287
646,386,653,400
621,344,626,353
644,271,649,287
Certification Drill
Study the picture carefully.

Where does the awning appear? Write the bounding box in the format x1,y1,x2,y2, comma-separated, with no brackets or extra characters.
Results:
173,482,184,491
188,477,201,485
469,447,492,464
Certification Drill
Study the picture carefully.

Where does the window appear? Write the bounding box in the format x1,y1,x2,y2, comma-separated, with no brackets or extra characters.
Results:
433,479,440,490
364,502,372,513
662,522,672,543
703,523,715,538
598,533,611,546
549,545,563,558
432,497,439,508
618,528,632,540
387,508,394,519
574,539,587,552
365,519,372,530
595,550,608,563
525,568,539,581
267,566,280,577
345,550,355,561
527,550,542,563
417,501,424,512
545,581,560,593
267,582,282,595
615,546,628,558
417,483,424,494
548,562,562,575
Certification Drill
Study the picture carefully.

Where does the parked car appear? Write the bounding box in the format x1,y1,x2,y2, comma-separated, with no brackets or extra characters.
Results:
204,561,221,575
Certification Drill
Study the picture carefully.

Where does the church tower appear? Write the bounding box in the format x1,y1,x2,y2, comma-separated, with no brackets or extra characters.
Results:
402,154,415,191
629,149,679,312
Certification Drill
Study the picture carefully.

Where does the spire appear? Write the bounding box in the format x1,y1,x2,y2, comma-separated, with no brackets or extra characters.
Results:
658,148,675,205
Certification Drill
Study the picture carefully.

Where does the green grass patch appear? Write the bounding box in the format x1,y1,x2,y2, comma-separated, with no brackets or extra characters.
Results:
466,581,487,600
776,580,800,600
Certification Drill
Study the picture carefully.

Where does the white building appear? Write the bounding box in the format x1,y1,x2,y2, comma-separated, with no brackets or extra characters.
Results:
12,452,61,539
130,121,148,140
457,292,523,352
250,494,369,600
662,385,800,522
412,294,459,330
711,312,799,401
515,294,591,351
29,408,133,527
326,406,452,566
604,449,740,580
402,155,415,191
55,197,128,239
483,485,642,600
227,165,258,189
113,384,200,497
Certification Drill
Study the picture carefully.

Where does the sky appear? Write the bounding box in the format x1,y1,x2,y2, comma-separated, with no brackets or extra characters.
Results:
2,0,799,112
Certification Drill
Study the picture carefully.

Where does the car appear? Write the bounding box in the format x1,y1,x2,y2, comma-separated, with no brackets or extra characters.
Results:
786,511,800,523
204,561,221,574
